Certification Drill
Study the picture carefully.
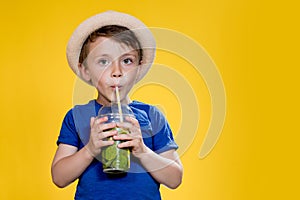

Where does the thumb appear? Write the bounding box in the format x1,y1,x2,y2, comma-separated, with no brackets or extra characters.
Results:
90,117,96,127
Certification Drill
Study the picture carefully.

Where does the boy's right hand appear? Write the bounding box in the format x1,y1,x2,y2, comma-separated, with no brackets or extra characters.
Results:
85,116,117,157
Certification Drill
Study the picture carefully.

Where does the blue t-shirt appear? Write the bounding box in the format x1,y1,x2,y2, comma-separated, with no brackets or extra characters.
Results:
57,100,178,200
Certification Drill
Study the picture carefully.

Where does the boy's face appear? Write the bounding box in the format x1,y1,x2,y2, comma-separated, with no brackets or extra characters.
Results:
80,37,140,105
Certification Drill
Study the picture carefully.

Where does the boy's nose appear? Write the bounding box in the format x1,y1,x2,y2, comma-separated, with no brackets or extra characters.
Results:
111,61,123,78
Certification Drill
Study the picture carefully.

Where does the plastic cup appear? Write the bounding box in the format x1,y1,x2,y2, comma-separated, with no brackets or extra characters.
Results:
98,104,134,174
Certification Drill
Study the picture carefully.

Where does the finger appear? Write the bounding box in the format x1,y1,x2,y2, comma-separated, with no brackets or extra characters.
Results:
115,124,141,139
96,116,108,124
100,129,118,140
116,118,140,133
100,122,117,132
117,140,135,149
115,121,131,130
93,122,116,134
91,116,108,128
90,117,99,134
99,139,115,147
125,116,140,128
113,133,132,141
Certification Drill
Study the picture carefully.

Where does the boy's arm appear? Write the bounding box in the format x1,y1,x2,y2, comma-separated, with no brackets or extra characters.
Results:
115,116,183,189
51,144,94,188
51,116,118,188
138,148,183,189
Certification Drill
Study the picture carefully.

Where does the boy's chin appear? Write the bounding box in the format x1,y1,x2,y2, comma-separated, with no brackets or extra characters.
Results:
97,94,126,105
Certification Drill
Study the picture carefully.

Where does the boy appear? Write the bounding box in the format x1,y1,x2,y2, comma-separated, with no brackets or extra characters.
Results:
51,11,183,200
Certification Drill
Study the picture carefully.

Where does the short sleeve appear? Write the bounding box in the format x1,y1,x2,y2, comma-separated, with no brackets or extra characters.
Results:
57,109,80,147
149,106,178,154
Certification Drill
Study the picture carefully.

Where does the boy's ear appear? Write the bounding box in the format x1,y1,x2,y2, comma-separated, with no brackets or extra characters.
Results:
139,59,143,65
78,63,91,82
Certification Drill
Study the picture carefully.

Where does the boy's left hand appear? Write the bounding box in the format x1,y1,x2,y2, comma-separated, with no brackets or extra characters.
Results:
113,116,148,158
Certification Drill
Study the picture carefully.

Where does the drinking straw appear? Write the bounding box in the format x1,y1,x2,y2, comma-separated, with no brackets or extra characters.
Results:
115,86,123,122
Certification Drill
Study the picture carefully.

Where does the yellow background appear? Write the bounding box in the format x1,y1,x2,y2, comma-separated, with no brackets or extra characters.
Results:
1,0,299,199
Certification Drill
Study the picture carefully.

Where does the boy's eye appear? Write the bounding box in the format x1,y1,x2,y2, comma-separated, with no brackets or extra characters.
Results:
122,58,134,65
98,59,110,66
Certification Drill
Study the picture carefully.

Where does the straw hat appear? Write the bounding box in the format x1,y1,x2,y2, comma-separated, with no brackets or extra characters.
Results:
66,10,156,84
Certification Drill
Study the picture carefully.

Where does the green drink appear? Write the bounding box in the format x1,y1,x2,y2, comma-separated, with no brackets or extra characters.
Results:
101,127,130,174
98,103,134,174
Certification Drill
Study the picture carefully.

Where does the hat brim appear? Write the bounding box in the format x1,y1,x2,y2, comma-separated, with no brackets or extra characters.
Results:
66,11,156,85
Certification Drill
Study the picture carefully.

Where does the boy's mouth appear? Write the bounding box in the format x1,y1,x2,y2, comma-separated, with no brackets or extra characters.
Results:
110,85,122,90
